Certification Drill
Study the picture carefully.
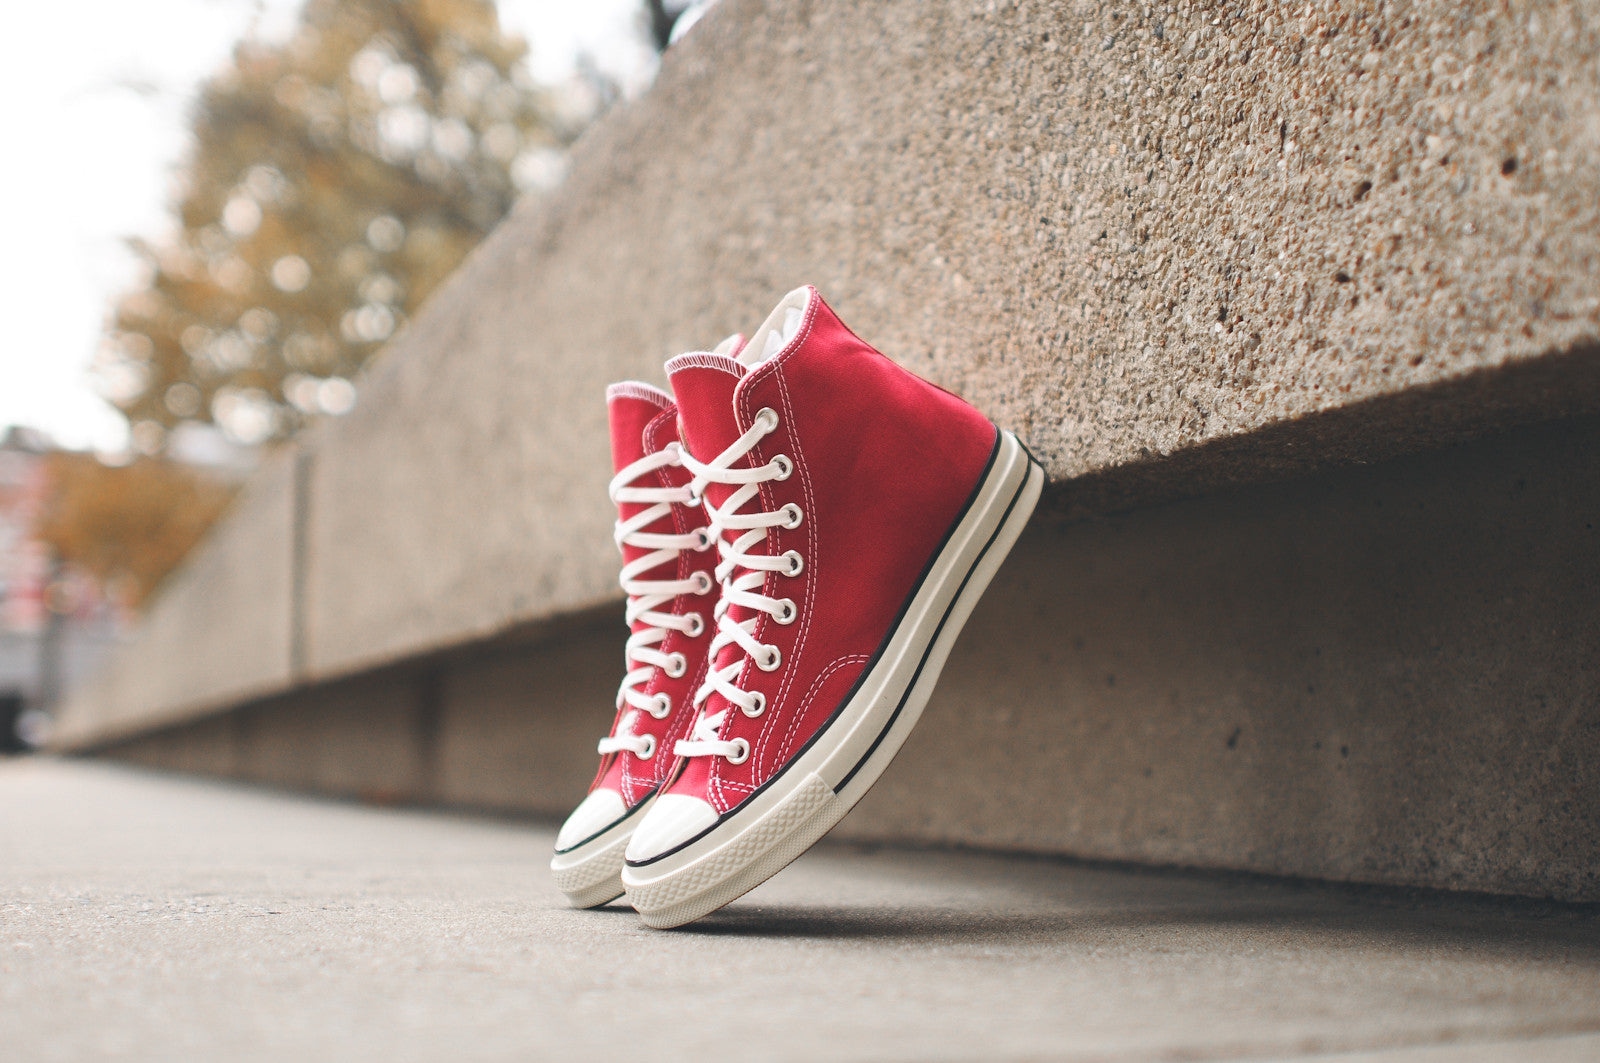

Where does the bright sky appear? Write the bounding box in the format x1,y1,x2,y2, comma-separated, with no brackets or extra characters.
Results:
0,0,656,454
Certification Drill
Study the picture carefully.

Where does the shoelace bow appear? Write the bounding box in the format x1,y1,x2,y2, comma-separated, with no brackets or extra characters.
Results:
674,407,803,765
597,442,714,761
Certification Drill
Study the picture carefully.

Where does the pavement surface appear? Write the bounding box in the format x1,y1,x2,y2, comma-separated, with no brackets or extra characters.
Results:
4,758,1599,1062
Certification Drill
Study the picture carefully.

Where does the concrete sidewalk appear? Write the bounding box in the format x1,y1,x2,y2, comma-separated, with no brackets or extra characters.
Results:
4,759,1598,1062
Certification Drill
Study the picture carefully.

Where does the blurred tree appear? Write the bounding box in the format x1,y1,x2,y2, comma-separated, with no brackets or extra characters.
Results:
32,454,235,608
99,0,574,451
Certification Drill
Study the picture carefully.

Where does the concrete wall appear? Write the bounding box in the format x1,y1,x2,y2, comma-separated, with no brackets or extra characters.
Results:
54,0,1600,900
103,413,1600,901
853,413,1600,901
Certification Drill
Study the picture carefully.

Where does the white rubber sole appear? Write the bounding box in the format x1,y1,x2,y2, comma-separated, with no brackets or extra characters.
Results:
621,429,1045,928
550,793,656,908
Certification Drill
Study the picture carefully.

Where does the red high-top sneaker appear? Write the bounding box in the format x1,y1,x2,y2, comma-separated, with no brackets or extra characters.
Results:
550,353,739,906
621,287,1044,927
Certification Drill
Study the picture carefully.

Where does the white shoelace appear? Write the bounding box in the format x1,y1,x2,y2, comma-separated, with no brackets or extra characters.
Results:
597,442,714,760
673,407,804,765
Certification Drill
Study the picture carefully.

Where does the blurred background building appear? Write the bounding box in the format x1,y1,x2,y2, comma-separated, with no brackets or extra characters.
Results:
0,427,120,750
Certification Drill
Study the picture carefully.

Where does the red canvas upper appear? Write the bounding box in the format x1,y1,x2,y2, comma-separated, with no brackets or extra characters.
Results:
591,383,719,806
663,288,997,815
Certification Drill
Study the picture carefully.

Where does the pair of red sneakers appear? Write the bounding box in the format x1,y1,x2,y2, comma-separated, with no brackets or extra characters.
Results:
549,286,1044,928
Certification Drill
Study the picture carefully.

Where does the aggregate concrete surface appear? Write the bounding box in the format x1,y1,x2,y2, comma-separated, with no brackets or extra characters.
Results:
301,0,1600,683
5,760,1599,1062
55,0,1600,756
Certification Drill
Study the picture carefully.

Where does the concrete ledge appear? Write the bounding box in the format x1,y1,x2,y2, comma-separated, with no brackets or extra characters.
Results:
1047,337,1600,519
63,0,1600,732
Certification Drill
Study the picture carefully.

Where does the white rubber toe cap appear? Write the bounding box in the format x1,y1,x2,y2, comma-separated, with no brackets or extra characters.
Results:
625,794,718,862
555,789,628,851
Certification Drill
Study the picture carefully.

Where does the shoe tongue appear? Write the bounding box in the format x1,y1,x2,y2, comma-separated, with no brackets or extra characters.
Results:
664,352,748,467
605,382,675,474
739,285,814,368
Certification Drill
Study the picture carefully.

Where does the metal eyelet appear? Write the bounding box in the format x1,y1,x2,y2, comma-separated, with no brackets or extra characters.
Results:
743,691,766,718
780,503,803,529
726,737,751,765
755,407,779,432
651,693,672,718
692,570,714,594
664,653,688,678
773,598,797,625
692,528,714,551
639,734,657,759
683,612,705,638
782,551,804,577
770,454,793,480
756,645,781,672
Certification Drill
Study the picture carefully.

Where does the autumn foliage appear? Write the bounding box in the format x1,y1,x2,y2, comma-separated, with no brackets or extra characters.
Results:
99,0,570,451
33,454,236,608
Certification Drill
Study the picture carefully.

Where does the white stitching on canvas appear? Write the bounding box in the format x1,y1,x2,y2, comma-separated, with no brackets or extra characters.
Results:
774,653,871,766
665,352,745,377
607,380,676,408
